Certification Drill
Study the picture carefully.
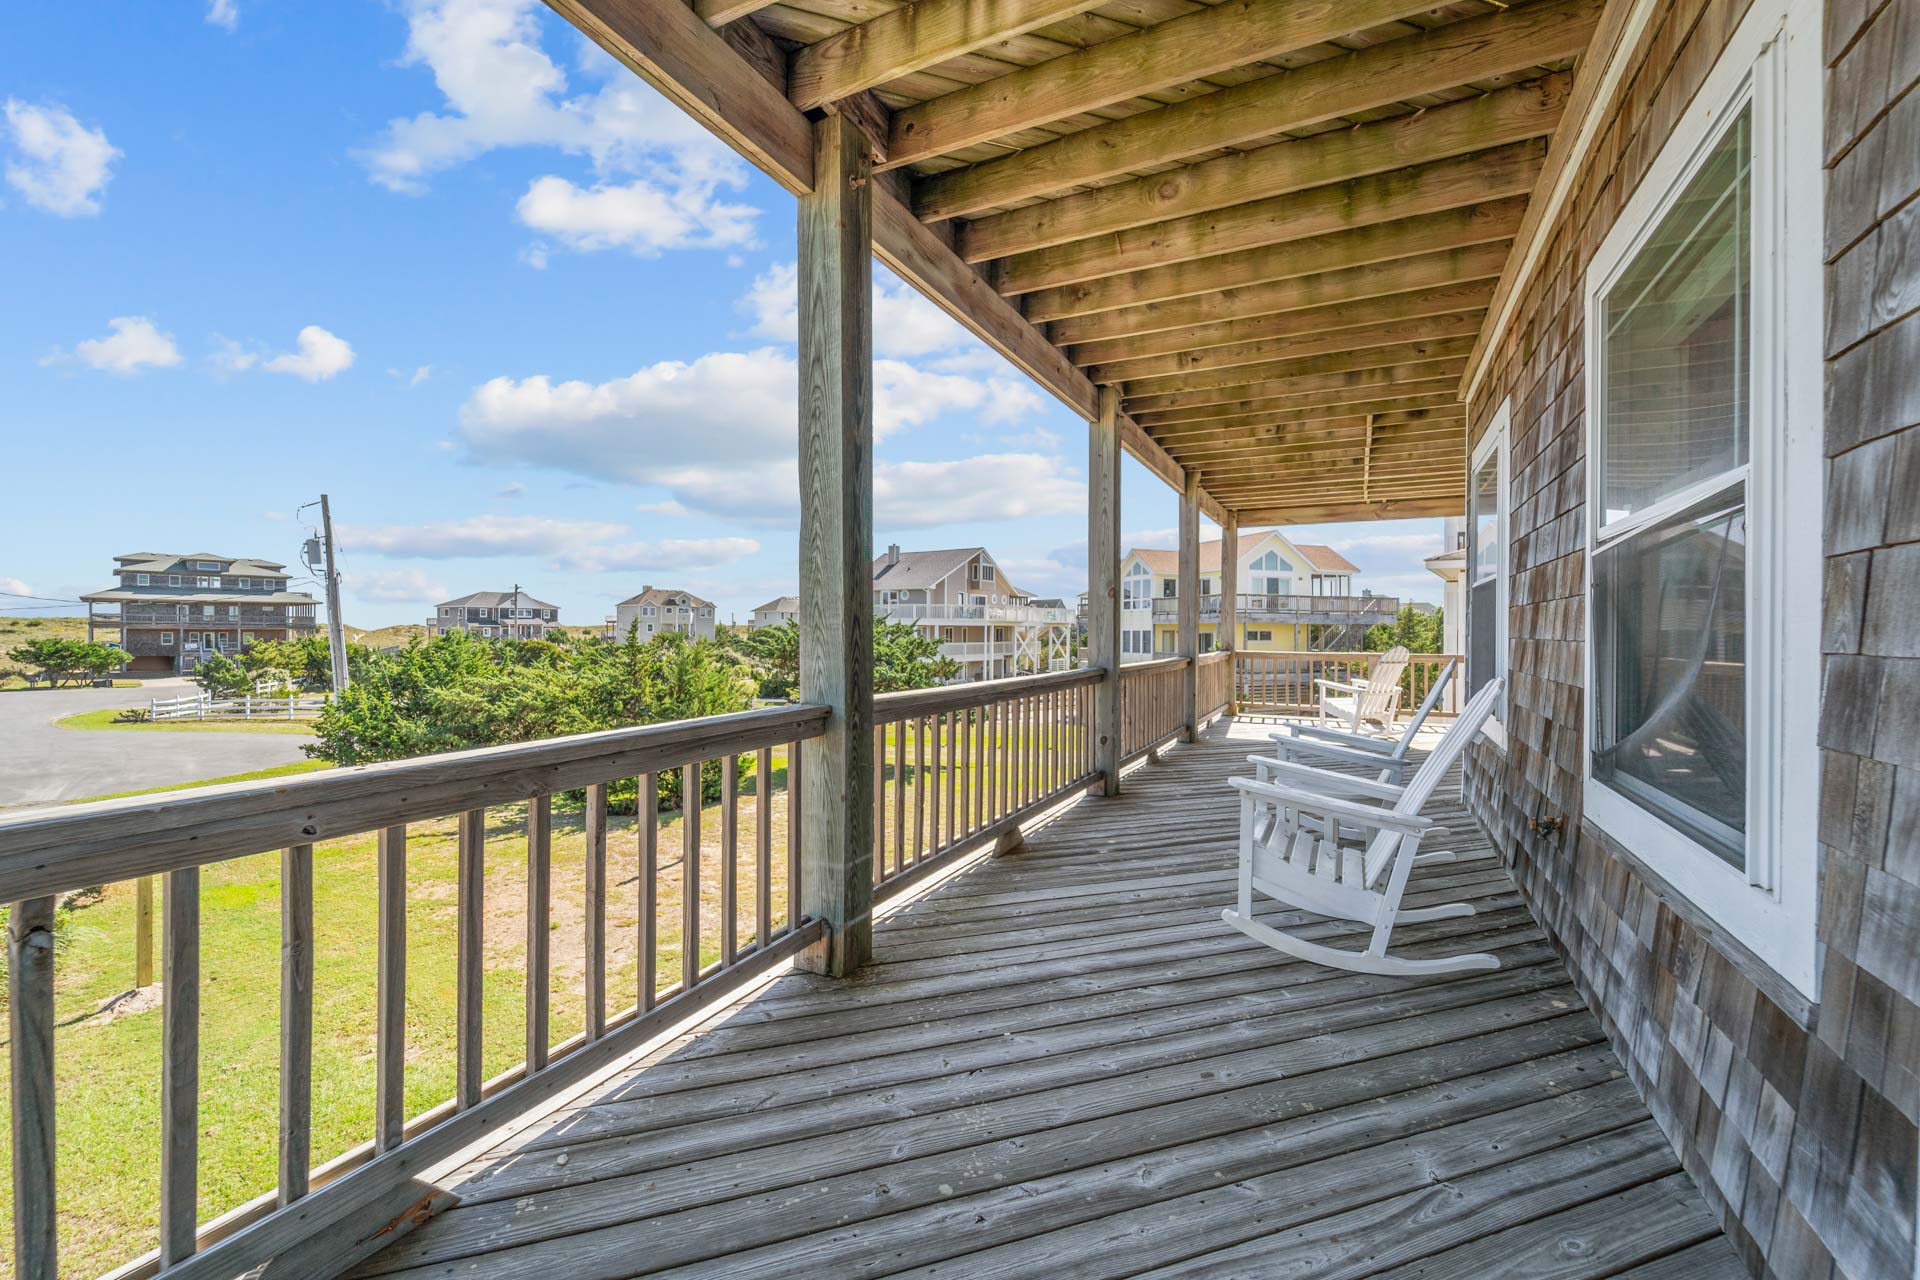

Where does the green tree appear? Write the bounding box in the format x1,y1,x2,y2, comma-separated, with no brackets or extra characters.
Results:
741,620,800,699
193,652,253,697
6,638,123,688
873,620,961,692
241,635,369,690
1363,604,1444,655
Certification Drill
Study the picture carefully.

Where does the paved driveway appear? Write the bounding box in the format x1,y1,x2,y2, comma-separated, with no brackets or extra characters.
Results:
0,681,316,807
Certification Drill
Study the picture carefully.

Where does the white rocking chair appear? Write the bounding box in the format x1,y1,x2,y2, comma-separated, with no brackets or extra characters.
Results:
1270,657,1459,786
1314,645,1410,733
1221,676,1506,977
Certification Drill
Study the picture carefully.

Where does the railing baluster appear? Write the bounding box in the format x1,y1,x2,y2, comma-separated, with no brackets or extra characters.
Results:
682,761,701,991
584,783,607,1042
375,825,406,1151
638,773,657,1011
161,866,200,1265
456,809,484,1110
526,797,551,1072
787,745,802,932
914,716,928,863
873,725,886,885
279,843,314,1206
755,746,772,950
9,895,57,1280
135,875,154,989
721,756,739,965
935,711,949,855
894,718,907,872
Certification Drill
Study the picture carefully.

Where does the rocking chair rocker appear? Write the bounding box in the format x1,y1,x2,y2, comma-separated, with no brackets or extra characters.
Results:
1221,676,1506,976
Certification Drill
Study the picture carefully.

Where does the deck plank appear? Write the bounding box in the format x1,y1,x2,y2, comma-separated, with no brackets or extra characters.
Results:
347,718,1736,1280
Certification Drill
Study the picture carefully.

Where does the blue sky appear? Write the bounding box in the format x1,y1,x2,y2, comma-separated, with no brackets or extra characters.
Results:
0,1,1447,628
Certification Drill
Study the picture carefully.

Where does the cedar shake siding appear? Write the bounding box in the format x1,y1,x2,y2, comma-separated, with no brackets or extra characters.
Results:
1463,1,1920,1277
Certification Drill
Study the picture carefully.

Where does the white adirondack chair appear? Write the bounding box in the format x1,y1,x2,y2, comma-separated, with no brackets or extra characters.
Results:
1271,658,1458,786
1315,645,1410,732
1221,676,1506,976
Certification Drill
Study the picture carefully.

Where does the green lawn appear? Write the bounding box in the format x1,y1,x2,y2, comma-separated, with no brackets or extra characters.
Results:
55,707,318,735
2,713,1084,1275
63,760,334,805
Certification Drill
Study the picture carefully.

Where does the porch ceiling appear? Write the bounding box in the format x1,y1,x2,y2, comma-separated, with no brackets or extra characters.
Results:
549,0,1613,524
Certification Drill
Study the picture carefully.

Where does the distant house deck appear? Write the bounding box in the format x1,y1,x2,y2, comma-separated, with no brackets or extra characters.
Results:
345,719,1743,1280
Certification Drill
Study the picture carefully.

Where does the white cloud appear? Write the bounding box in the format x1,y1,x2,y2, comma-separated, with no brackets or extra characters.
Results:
742,262,984,360
263,325,355,381
360,0,756,256
456,347,1047,519
411,364,433,387
0,576,33,596
210,337,259,376
45,316,183,375
3,99,119,217
874,454,1082,528
516,173,756,257
206,0,239,31
556,536,760,573
352,567,449,604
344,514,627,559
635,498,690,517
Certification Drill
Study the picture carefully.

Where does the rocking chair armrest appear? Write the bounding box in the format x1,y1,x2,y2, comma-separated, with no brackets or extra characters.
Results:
1246,755,1406,800
1279,724,1400,752
1264,737,1409,775
1313,677,1367,696
1229,776,1433,836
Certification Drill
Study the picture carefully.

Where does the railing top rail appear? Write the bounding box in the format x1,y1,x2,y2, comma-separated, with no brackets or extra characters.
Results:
1121,655,1192,675
1234,650,1462,662
1196,650,1233,665
873,664,1103,718
0,702,829,902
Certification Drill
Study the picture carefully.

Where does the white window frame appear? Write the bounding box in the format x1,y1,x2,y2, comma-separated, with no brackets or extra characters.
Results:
1580,0,1822,997
160,631,174,646
1468,399,1511,750
135,573,150,586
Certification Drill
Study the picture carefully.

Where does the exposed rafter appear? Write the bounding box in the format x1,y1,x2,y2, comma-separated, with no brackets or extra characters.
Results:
1023,199,1527,323
1122,335,1480,397
960,72,1572,262
1136,388,1464,431
995,140,1545,296
787,0,1112,111
1090,310,1488,386
1124,358,1471,415
884,0,1441,171
911,0,1602,217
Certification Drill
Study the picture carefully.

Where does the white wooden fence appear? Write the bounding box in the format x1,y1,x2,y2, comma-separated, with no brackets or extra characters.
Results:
147,692,328,722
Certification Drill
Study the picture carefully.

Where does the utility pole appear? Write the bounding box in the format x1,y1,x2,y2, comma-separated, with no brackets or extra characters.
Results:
510,583,522,640
320,495,350,692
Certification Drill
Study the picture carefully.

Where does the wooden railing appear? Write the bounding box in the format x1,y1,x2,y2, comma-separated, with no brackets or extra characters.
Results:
868,667,1104,894
1118,656,1190,760
1232,650,1463,717
1197,650,1233,720
0,704,827,1280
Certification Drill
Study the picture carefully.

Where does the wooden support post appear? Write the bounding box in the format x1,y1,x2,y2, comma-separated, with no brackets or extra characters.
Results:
1178,472,1200,741
1089,385,1122,794
135,875,154,988
1220,522,1240,713
161,867,199,1267
9,896,57,1280
796,113,875,978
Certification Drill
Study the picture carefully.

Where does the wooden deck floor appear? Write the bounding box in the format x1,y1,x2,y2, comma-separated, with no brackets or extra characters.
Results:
351,717,1746,1280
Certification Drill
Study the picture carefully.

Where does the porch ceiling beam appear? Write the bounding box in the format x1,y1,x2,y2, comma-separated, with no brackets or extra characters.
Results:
1136,397,1466,437
1207,477,1464,504
545,0,1225,523
787,0,1112,112
1237,497,1464,524
911,0,1602,218
1070,278,1495,368
996,140,1545,296
1190,450,1467,483
883,0,1441,172
1123,357,1470,414
1024,198,1526,324
1048,240,1514,348
1089,309,1487,386
1135,387,1463,430
1157,416,1465,457
695,0,779,29
1121,335,1479,397
960,71,1572,262
1176,435,1467,472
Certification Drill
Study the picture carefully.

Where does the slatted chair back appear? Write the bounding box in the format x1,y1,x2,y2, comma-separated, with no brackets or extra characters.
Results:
1355,646,1411,725
1358,675,1505,885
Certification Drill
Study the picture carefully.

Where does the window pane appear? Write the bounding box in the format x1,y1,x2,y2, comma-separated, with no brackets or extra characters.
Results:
1600,107,1750,523
1592,490,1747,868
1470,453,1499,583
